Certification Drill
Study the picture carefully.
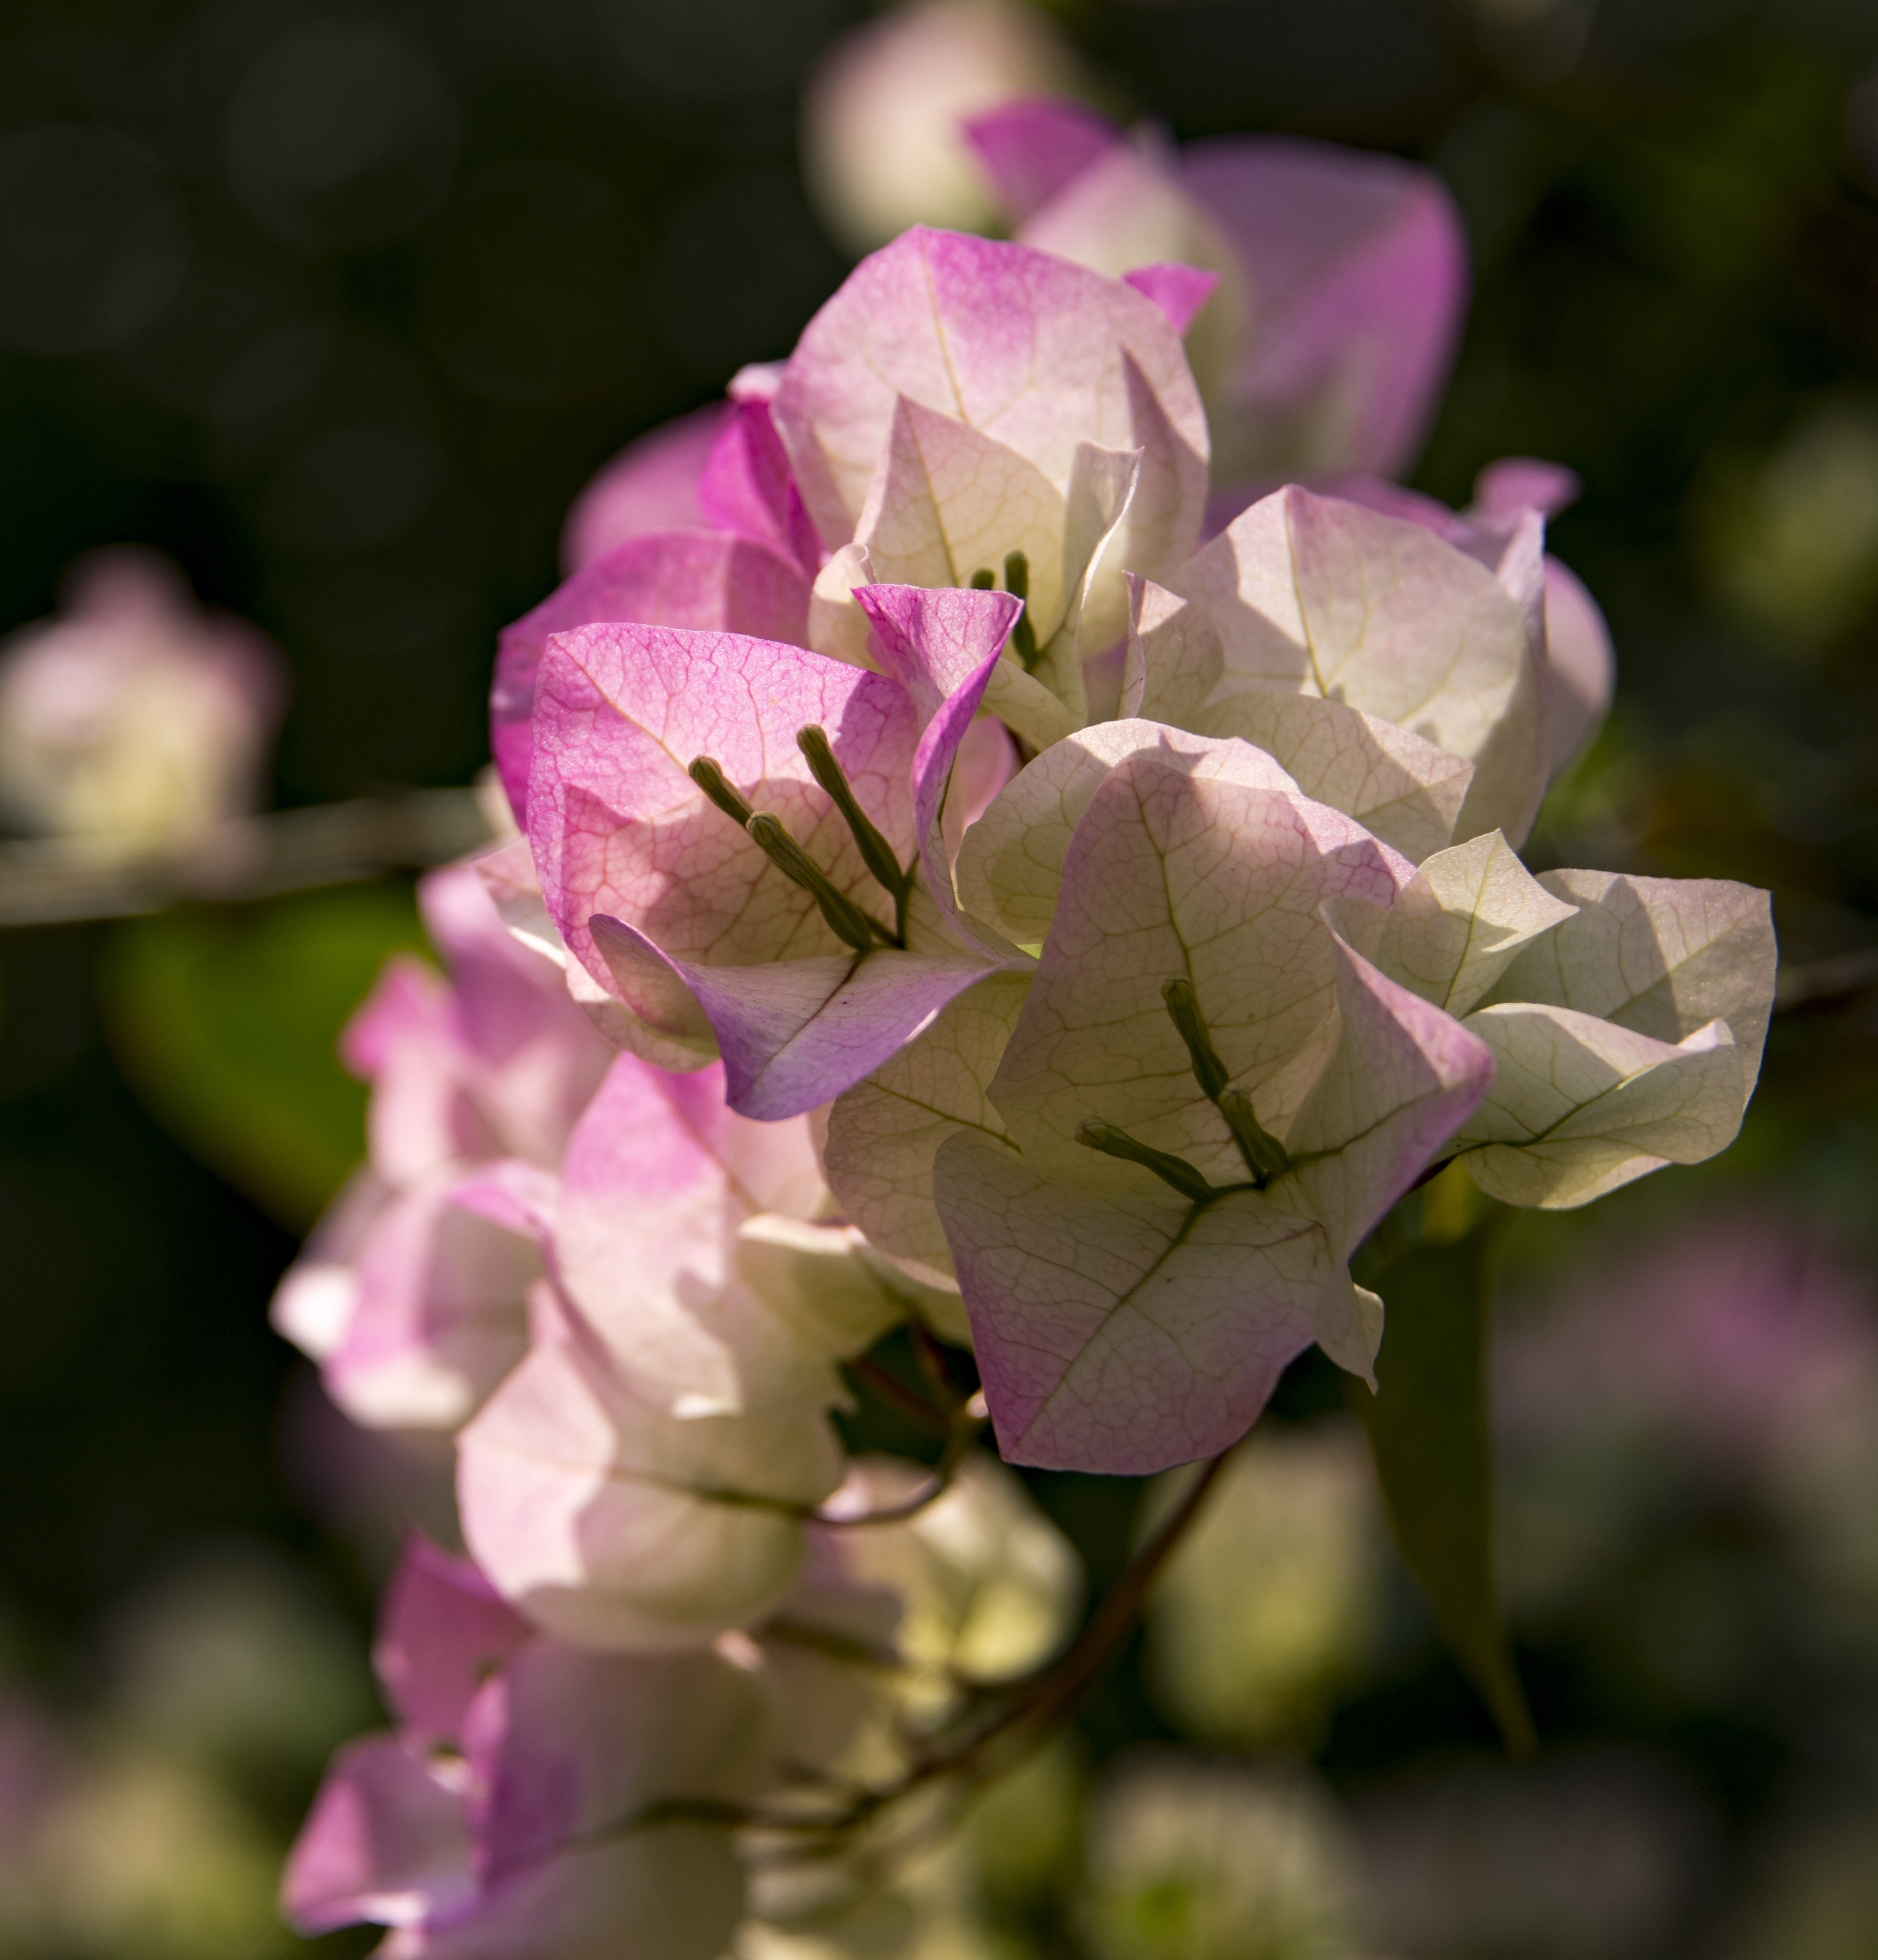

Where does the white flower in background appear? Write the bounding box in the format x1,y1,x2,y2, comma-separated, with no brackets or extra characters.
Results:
0,547,284,853
801,0,1089,255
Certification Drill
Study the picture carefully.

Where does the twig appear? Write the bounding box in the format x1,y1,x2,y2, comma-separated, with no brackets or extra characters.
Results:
0,790,492,926
843,1355,955,1438
810,1409,986,1529
630,1437,1241,1855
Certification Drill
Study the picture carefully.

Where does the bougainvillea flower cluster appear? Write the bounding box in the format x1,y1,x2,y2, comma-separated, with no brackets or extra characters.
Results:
281,137,1774,1954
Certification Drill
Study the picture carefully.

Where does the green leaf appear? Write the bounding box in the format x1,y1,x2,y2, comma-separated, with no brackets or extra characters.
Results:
1347,1170,1534,1754
99,882,427,1228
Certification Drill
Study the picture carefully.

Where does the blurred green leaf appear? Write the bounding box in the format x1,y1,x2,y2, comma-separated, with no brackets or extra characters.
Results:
1350,1177,1533,1755
98,884,427,1229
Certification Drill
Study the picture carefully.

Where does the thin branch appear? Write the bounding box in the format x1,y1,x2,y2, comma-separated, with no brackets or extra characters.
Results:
810,1409,986,1529
843,1355,955,1438
621,1437,1242,1855
0,790,492,926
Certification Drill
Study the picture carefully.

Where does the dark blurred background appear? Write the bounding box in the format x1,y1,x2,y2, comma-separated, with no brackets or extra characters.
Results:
2,0,1877,1954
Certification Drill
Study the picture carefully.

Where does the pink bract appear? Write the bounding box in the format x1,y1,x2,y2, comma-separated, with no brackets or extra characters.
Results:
526,591,1022,1115
772,226,1209,567
964,104,1467,481
559,405,724,573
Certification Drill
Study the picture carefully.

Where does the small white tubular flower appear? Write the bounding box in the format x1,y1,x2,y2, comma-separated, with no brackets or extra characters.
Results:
800,0,1086,254
0,547,283,851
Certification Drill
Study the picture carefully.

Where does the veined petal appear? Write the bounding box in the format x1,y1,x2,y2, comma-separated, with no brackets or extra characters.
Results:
548,1052,835,1417
854,399,1067,636
525,621,918,1054
1266,938,1494,1261
986,753,1406,1190
1030,439,1143,718
585,920,1000,1122
1192,689,1474,864
934,1131,1335,1473
456,1336,842,1653
1486,871,1776,1090
855,581,1025,725
856,580,1023,951
1352,829,1579,1016
1166,486,1547,845
493,532,809,820
774,227,1207,589
1455,1006,1746,1208
955,720,1298,947
824,969,1033,1289
1121,576,1224,728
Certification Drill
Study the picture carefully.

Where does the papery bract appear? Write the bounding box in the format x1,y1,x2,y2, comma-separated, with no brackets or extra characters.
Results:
937,747,1490,1471
966,106,1467,483
527,591,1024,1116
1315,463,1616,777
823,969,1033,1290
1437,868,1775,1206
801,0,1086,254
561,405,724,572
1189,686,1476,865
374,1536,533,1743
983,753,1409,1187
457,1327,844,1651
1162,485,1548,845
289,1168,539,1432
529,622,915,1003
774,226,1209,651
934,1138,1340,1474
1454,1007,1744,1208
1334,830,1581,1019
339,861,612,1182
1485,871,1775,1088
493,535,812,823
955,717,1300,947
526,1050,902,1417
284,1538,762,1960
283,1733,475,1935
274,860,610,1432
